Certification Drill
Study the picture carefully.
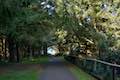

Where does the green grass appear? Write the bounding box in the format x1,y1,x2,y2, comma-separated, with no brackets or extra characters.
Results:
0,69,38,80
69,64,97,80
0,56,49,80
22,56,49,64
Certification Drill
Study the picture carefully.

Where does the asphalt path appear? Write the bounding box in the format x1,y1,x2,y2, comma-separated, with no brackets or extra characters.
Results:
39,57,77,80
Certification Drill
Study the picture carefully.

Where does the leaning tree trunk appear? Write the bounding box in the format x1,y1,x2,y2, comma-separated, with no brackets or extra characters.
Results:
69,43,73,55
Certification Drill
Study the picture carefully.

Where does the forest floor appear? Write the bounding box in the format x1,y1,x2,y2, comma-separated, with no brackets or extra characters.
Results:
0,56,96,80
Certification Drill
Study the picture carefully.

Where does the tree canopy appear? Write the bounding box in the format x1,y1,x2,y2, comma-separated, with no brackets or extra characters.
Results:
0,0,120,62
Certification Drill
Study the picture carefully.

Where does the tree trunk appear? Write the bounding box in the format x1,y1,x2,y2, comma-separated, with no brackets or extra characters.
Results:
0,38,2,61
4,38,8,61
27,45,30,57
69,43,73,55
16,43,20,62
38,46,42,56
39,49,41,56
32,48,35,57
43,43,47,55
7,37,16,62
1,38,3,52
28,46,32,60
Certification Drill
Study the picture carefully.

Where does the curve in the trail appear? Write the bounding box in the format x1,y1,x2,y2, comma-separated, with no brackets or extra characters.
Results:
39,57,77,80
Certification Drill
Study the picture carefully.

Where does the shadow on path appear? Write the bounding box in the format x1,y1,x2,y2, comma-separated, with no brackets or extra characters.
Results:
39,57,77,80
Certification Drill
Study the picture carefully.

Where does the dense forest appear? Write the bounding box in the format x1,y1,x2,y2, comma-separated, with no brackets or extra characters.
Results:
0,0,120,64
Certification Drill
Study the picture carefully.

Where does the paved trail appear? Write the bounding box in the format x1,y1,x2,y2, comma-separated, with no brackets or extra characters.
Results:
39,57,77,80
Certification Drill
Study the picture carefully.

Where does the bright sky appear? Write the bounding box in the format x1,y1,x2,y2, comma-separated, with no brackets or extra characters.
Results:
47,47,56,55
